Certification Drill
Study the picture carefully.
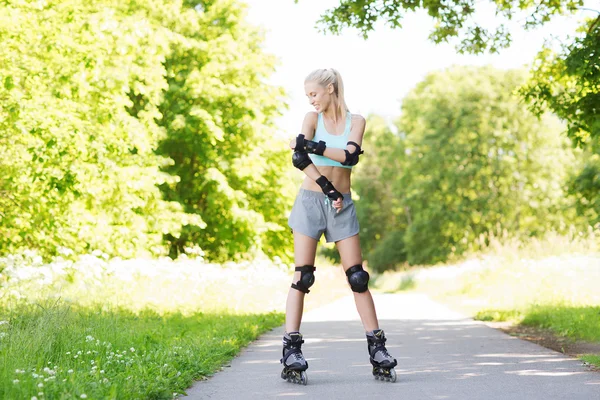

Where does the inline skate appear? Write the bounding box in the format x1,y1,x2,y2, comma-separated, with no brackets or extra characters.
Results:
367,329,397,382
280,331,308,385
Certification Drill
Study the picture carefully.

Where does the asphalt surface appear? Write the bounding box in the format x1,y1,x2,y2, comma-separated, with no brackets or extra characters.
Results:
184,293,600,399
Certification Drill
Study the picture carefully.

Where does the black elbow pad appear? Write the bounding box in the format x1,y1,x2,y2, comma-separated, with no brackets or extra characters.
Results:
292,151,313,170
341,141,364,166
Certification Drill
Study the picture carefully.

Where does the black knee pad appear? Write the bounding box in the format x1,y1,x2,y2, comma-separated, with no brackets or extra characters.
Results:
345,264,369,293
291,265,316,294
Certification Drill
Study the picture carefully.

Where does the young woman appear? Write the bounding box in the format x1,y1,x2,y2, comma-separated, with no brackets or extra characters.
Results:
280,68,397,385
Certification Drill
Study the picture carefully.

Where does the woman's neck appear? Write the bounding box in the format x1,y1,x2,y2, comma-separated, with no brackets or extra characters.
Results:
323,105,341,124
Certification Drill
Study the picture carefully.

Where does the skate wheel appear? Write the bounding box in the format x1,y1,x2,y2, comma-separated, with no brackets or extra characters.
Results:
300,371,308,386
389,368,397,383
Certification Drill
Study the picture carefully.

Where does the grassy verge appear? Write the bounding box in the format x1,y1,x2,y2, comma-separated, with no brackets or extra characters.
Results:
373,233,600,367
0,252,351,398
476,305,600,342
582,355,600,370
0,303,282,399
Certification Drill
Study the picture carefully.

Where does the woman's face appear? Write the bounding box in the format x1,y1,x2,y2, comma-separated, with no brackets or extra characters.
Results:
304,80,333,112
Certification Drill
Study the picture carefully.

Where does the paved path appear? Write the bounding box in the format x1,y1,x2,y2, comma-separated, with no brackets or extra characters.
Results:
185,293,600,399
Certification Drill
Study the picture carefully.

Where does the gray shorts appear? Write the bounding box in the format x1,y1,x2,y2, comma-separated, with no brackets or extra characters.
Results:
288,188,360,243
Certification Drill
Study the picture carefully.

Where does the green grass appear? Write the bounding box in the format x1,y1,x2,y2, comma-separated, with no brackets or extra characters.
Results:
0,302,283,399
475,305,600,342
521,305,600,342
0,253,352,398
582,355,600,368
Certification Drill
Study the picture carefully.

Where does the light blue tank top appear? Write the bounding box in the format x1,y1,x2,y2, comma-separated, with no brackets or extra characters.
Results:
309,112,353,169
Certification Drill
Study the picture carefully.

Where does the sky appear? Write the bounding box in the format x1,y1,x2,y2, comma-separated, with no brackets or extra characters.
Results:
242,0,593,140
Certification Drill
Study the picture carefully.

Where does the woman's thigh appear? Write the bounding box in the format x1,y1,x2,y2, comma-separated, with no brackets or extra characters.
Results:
294,230,319,266
335,234,362,271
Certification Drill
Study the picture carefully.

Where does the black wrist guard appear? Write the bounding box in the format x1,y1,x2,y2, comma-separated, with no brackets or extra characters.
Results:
316,176,342,201
294,134,307,152
294,134,326,156
306,139,326,155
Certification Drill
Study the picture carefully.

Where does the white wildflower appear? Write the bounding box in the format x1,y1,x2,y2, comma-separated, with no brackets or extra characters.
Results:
13,379,19,384
80,394,87,399
68,369,73,374
38,383,43,388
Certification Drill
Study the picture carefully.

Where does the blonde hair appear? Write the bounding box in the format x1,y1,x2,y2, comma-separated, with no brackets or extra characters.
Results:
305,68,349,121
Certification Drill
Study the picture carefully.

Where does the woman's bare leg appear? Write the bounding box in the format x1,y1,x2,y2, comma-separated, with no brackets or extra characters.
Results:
285,231,318,333
336,234,379,332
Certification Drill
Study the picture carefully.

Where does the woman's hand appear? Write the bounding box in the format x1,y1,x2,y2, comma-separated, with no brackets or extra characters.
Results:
332,197,343,213
289,139,296,150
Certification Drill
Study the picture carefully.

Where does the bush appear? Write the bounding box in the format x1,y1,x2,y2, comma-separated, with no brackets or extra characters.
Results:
366,230,407,273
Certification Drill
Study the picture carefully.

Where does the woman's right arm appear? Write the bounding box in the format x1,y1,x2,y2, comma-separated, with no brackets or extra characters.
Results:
290,111,322,180
289,112,318,149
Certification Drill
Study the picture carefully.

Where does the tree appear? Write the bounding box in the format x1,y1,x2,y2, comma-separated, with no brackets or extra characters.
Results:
519,16,599,227
154,0,294,262
521,17,599,147
0,0,293,262
397,66,577,264
0,0,198,259
299,0,583,53
352,115,408,271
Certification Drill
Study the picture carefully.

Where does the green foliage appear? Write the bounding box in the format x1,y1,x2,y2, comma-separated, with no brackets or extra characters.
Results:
155,1,293,262
0,0,292,262
366,230,407,273
300,0,584,53
568,153,600,225
521,18,600,228
521,17,600,148
352,115,408,265
397,66,577,265
0,0,194,259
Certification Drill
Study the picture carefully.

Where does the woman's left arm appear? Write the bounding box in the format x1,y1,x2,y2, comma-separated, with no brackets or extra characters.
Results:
321,115,366,165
